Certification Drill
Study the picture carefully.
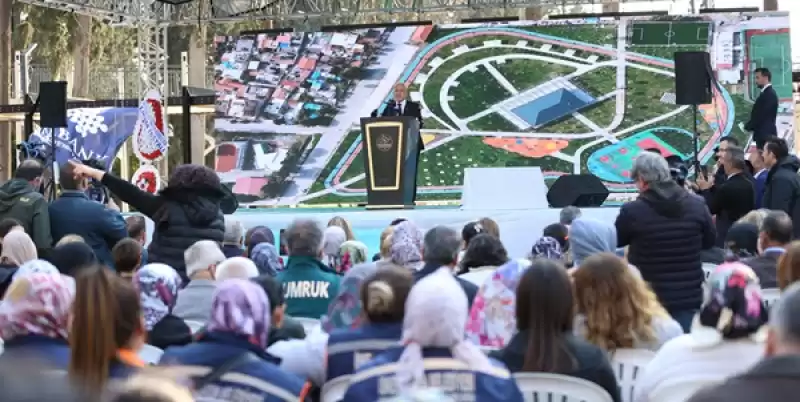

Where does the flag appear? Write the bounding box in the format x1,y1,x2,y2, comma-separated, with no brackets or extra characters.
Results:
30,107,138,169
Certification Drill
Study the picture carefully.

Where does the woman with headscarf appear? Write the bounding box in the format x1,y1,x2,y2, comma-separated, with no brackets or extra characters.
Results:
135,263,191,349
465,237,561,347
336,240,368,275
322,226,347,271
245,226,275,257
13,259,59,279
69,162,232,281
0,231,38,296
390,221,424,271
48,242,97,277
569,218,617,267
633,262,769,402
250,243,283,277
328,216,356,241
724,222,759,260
344,269,523,401
160,279,310,401
0,273,75,368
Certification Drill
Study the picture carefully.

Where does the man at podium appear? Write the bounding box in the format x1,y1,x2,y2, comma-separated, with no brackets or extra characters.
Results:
372,83,425,202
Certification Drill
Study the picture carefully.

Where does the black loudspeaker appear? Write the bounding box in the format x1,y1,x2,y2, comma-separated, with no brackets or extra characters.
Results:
547,174,610,208
39,81,68,128
673,51,712,105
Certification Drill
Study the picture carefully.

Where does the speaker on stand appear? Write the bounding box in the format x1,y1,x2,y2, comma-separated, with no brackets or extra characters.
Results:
673,51,712,173
38,81,68,201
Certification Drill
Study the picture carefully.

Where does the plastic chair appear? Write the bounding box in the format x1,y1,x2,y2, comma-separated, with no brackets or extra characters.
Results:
609,348,656,402
762,288,781,309
185,320,205,334
648,376,720,402
138,344,164,365
321,375,351,402
701,263,717,280
295,317,321,333
513,373,614,402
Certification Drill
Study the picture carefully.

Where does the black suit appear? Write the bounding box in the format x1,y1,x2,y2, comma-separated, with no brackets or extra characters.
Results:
745,85,779,148
701,172,755,247
741,248,784,289
372,99,425,203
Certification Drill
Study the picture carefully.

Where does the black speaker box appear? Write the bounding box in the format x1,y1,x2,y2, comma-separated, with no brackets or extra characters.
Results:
547,174,609,208
673,51,712,105
39,81,68,128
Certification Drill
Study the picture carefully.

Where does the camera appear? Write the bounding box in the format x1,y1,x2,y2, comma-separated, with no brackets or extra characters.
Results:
82,159,110,204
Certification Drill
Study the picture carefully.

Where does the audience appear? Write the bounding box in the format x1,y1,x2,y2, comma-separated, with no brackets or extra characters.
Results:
542,222,569,253
560,206,582,226
322,226,347,271
689,282,800,401
136,263,191,350
616,151,716,332
572,253,682,351
48,241,97,277
244,225,274,257
478,217,501,238
336,240,368,274
328,215,356,241
277,219,340,319
0,160,52,257
458,233,509,285
251,275,306,345
55,234,85,247
0,273,74,367
0,217,23,255
633,262,769,402
215,256,259,281
70,265,147,393
221,217,245,258
344,269,523,401
569,218,617,267
725,222,760,259
108,373,194,402
461,221,486,250
49,162,127,268
250,242,284,276
389,220,424,271
490,258,621,402
125,215,148,265
416,226,478,307
112,238,143,280
761,137,800,238
160,279,311,401
173,240,225,323
0,231,37,270
778,241,800,290
69,161,226,280
743,210,791,287
698,145,755,246
737,208,770,228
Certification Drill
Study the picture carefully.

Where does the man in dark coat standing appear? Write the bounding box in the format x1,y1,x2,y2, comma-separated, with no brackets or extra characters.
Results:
745,67,779,149
761,137,800,238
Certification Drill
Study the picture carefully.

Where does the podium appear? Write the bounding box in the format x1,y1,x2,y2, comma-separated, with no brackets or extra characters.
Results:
359,116,420,209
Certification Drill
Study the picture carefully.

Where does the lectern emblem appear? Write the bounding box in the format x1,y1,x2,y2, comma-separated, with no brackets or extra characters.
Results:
377,134,393,152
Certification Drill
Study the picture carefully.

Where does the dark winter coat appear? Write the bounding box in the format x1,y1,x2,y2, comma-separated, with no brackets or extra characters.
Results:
762,156,800,238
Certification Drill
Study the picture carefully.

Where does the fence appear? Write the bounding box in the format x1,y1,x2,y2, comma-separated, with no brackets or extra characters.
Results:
26,64,216,99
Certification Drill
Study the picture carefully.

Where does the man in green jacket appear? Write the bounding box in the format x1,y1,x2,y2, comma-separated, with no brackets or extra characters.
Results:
0,160,52,256
277,219,340,319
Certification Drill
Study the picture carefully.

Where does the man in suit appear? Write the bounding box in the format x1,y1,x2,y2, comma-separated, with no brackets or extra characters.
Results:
712,137,741,187
372,83,425,203
742,210,791,289
697,145,755,247
750,148,769,208
745,67,779,149
762,137,800,238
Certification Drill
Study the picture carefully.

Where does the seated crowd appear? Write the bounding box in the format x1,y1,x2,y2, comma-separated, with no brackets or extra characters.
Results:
0,151,797,402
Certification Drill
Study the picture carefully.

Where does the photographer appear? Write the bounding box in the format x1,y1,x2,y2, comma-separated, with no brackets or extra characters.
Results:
49,161,127,268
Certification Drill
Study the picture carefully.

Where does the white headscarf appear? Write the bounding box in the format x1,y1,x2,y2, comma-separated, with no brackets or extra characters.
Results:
13,260,59,279
323,226,348,267
396,268,493,391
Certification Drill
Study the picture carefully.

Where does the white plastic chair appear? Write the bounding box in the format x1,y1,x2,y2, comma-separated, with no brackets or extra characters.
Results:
513,373,614,402
138,344,164,365
762,288,781,309
701,263,717,280
185,320,205,334
295,317,321,333
609,348,656,402
648,377,720,402
321,375,350,402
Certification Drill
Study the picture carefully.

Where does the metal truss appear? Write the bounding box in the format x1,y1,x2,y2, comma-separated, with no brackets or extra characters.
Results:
19,0,675,25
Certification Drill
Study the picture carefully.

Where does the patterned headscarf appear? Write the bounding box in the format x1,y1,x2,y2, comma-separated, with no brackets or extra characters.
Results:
245,226,275,256
0,273,75,341
397,268,493,392
530,236,563,260
135,263,182,331
390,221,424,271
465,259,532,347
13,260,59,280
323,226,348,269
0,231,37,267
337,241,368,274
208,279,272,349
696,262,768,343
250,243,283,276
321,262,378,332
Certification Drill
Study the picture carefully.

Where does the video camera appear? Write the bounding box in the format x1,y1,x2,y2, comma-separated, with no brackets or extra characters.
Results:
82,159,110,204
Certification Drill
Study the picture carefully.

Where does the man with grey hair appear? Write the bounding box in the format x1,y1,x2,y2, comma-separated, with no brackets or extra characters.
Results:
697,145,755,247
689,283,800,401
415,225,478,307
559,206,581,226
222,216,245,258
615,151,715,333
277,219,340,318
173,240,226,322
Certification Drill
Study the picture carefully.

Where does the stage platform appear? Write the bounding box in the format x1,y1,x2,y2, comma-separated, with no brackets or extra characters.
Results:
224,206,621,260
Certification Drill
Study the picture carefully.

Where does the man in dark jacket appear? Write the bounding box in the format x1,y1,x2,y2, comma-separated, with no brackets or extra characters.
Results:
745,67,779,149
761,137,800,238
0,159,52,255
615,151,716,332
49,163,127,268
688,283,800,402
222,216,245,258
414,226,477,308
742,210,791,289
697,145,755,247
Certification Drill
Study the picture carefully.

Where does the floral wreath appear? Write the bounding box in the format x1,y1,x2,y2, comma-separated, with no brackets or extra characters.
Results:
132,90,168,163
131,165,161,194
